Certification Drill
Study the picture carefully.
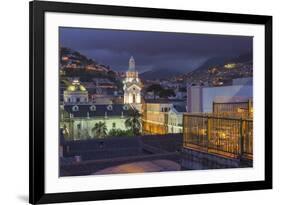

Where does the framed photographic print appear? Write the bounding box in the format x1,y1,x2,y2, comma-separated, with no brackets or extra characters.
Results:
29,0,272,204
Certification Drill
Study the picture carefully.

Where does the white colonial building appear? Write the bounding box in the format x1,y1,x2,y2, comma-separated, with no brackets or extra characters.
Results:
61,79,136,140
167,105,186,133
123,56,142,105
60,104,134,140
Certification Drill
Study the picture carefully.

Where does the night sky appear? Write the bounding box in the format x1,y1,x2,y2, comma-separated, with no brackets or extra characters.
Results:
59,27,253,73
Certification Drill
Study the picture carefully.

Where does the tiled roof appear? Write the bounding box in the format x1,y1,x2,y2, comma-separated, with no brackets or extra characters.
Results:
144,99,185,104
63,104,133,118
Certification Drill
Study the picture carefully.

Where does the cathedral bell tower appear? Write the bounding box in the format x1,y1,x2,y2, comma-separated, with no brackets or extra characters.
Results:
123,56,142,104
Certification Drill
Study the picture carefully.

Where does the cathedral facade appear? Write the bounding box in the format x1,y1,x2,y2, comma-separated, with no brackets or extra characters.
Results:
123,56,142,104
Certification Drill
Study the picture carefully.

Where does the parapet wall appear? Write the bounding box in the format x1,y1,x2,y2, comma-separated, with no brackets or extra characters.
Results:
181,148,252,170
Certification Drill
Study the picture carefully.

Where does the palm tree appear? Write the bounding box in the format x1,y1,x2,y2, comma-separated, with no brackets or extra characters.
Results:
125,109,142,136
92,122,107,138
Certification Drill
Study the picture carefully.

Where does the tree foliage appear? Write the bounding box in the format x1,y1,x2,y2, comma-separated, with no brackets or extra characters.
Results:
146,84,175,98
159,88,175,98
107,129,134,137
92,122,107,138
125,109,142,136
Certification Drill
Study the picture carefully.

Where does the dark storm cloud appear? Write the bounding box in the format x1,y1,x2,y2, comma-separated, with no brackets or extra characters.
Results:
59,27,253,73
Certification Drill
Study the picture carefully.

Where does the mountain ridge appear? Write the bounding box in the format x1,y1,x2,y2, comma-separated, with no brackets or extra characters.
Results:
139,68,183,80
184,53,253,86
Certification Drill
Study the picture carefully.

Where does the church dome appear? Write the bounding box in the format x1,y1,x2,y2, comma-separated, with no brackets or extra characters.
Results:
66,80,87,92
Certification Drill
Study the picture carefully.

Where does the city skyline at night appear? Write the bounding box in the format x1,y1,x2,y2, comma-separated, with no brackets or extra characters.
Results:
59,27,253,177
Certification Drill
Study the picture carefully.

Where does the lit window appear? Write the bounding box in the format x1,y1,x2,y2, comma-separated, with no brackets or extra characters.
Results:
72,105,79,112
90,105,96,111
123,105,129,110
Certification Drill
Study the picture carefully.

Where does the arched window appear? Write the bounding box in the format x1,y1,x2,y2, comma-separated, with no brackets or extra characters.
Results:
90,105,96,111
107,105,113,111
72,105,79,112
123,105,129,110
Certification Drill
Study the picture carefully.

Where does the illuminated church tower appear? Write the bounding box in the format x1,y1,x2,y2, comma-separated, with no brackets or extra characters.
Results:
123,56,142,104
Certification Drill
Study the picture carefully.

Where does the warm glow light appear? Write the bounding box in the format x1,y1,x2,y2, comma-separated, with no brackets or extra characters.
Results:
224,63,236,69
198,129,206,135
79,86,86,91
67,85,76,91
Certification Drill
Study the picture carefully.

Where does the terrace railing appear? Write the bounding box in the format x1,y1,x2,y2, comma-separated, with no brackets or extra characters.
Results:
183,113,253,159
213,100,253,119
